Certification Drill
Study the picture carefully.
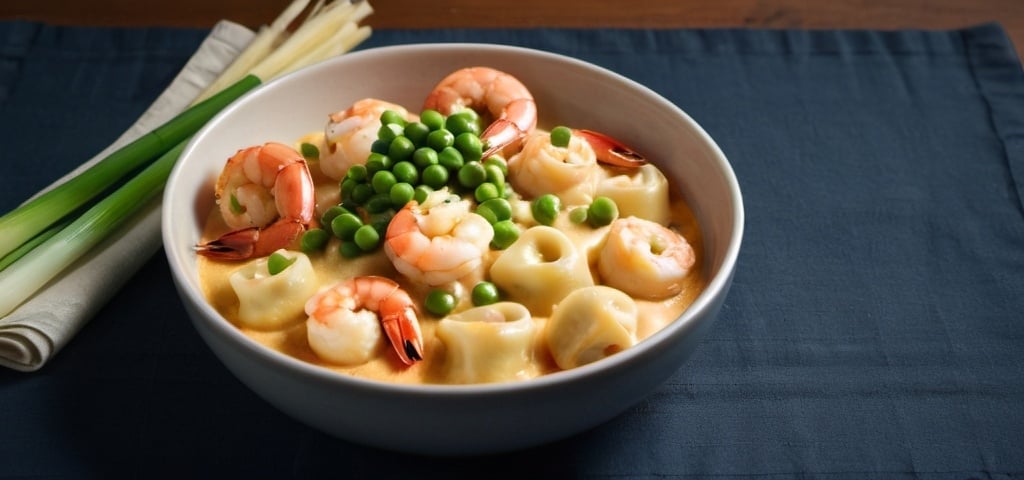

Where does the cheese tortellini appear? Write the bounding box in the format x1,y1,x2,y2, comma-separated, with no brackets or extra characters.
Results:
489,226,594,315
228,249,319,330
545,286,639,370
435,302,537,384
596,163,672,226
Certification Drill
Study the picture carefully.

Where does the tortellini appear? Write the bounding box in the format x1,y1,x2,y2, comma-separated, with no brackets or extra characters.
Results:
489,226,594,315
545,286,638,370
228,249,318,330
435,302,537,384
596,163,672,226
508,131,599,205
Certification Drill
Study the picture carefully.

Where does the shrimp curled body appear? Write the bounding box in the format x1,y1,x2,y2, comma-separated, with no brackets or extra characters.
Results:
305,276,424,365
197,142,315,260
385,191,494,287
598,217,696,300
423,66,537,159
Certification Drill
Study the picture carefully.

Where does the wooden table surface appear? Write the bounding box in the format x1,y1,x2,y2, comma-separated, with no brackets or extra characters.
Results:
2,0,1022,58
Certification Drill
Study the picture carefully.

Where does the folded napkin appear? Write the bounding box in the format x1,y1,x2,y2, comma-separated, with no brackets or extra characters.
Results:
0,21,256,372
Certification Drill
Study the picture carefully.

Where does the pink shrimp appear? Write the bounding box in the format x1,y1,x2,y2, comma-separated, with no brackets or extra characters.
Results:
384,190,494,287
423,66,538,159
573,129,647,167
196,142,315,260
306,276,424,366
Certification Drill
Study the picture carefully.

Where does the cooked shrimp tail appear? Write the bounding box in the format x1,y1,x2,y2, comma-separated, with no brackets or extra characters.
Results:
480,97,537,159
195,219,306,260
575,129,647,167
197,142,315,260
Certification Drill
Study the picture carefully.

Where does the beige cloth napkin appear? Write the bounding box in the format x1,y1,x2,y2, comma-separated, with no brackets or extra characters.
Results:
0,21,256,372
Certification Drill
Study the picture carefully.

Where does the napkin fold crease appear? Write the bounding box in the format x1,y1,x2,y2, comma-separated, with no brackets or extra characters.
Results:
0,20,256,372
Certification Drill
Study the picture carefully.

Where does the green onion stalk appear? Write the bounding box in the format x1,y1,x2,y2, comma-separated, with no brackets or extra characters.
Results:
0,140,188,317
0,75,261,261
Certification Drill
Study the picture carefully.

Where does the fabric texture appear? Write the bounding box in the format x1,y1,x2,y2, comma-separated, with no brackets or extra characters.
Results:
1,21,1022,478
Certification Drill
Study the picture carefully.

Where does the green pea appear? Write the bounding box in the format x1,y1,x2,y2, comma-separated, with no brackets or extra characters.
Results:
438,146,464,172
420,109,445,131
413,185,433,204
350,183,374,205
474,205,497,224
550,126,573,148
484,163,505,188
377,123,404,142
267,252,296,275
346,164,368,182
339,241,362,259
424,289,457,316
402,121,429,146
479,198,512,222
426,129,455,151
365,193,393,214
300,228,330,252
475,182,500,203
587,196,619,227
380,109,406,126
421,164,449,189
320,205,350,227
392,161,419,184
454,132,483,162
365,153,391,174
531,194,561,226
412,147,439,169
354,224,381,251
300,142,320,161
370,138,391,155
446,111,480,136
388,136,415,162
484,156,508,177
457,161,487,189
569,206,589,224
371,170,397,194
471,282,500,306
331,212,363,240
490,220,520,250
390,182,415,208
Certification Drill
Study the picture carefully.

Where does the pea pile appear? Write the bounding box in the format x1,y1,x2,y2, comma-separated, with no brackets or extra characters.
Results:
300,107,517,257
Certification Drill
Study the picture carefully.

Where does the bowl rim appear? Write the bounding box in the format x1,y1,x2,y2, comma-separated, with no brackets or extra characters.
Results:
163,41,745,396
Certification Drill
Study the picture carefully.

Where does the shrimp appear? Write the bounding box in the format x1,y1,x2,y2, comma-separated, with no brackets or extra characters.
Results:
423,66,537,159
197,142,314,260
508,130,600,205
321,98,410,180
573,129,647,168
597,217,696,300
384,189,494,287
305,276,424,366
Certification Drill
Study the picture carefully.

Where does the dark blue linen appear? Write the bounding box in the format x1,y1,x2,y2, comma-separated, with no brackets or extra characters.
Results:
1,21,1022,479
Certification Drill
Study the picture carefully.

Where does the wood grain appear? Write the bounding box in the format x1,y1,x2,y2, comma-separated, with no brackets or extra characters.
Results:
2,0,1021,57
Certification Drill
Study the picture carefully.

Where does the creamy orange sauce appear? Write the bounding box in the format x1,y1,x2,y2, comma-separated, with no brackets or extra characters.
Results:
198,131,706,385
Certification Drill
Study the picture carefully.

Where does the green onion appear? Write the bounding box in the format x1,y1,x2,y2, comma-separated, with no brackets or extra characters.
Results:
0,140,187,317
0,75,261,261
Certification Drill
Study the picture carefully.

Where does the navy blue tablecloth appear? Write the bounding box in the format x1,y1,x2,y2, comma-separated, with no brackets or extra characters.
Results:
2,21,1023,478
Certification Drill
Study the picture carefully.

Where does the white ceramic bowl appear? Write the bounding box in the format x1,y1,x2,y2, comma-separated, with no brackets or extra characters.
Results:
163,43,743,455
